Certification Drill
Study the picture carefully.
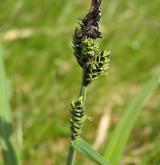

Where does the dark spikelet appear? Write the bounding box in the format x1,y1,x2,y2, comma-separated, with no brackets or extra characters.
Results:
81,0,102,39
72,0,110,86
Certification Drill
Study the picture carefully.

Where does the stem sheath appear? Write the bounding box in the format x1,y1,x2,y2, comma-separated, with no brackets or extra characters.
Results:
66,145,76,165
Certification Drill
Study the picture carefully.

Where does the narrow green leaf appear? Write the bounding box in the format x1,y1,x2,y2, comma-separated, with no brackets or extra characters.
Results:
104,74,160,165
73,138,111,165
0,44,21,165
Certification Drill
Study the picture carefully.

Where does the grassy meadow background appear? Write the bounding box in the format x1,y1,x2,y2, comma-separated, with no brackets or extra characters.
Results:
0,0,160,164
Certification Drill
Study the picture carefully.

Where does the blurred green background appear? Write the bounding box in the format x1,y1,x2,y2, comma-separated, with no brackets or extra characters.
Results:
0,0,160,164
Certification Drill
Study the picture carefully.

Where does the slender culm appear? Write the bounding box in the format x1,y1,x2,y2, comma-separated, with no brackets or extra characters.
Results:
67,0,110,164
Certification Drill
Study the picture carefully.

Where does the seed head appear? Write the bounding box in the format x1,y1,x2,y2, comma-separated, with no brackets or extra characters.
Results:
70,97,85,141
73,0,110,86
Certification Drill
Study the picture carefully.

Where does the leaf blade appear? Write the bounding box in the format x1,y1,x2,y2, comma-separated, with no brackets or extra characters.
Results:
73,138,111,165
0,44,21,165
104,74,160,165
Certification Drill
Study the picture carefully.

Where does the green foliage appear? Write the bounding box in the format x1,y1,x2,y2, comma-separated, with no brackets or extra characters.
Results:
73,138,111,165
0,45,21,165
104,74,160,165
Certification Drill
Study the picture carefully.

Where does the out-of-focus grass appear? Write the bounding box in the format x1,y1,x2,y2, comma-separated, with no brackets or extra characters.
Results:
0,0,160,164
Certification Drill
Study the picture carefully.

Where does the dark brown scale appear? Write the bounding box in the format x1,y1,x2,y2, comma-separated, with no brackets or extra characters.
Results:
101,56,105,61
81,0,102,39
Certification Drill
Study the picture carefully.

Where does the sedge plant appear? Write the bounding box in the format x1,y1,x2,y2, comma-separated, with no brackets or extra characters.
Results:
0,1,159,165
66,0,111,164
66,0,160,165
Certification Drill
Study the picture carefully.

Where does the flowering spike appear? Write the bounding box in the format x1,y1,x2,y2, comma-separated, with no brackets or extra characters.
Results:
70,97,86,141
72,0,110,86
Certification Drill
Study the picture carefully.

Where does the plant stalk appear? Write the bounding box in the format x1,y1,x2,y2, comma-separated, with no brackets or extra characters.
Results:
66,145,76,165
66,71,87,165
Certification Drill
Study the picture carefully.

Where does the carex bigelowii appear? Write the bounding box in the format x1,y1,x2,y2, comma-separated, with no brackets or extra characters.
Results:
67,0,111,164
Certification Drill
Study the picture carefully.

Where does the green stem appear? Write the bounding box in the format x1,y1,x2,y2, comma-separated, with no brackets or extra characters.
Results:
66,145,76,165
80,69,87,101
79,85,87,101
66,70,87,165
